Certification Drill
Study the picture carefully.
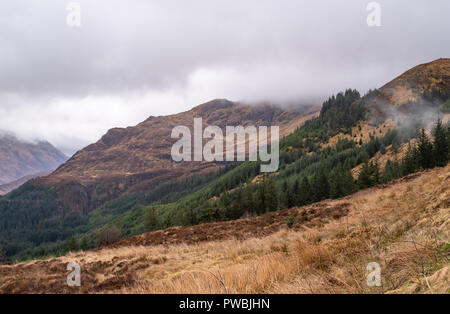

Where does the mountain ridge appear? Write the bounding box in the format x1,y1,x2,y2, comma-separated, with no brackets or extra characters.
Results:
36,99,318,213
379,58,450,106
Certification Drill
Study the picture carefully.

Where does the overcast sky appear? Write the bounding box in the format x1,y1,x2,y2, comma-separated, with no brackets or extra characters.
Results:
0,0,449,155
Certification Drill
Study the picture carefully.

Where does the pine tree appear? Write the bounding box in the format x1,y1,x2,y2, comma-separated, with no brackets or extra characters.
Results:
184,206,197,226
432,118,448,167
199,202,214,222
340,165,356,196
391,157,402,179
230,187,245,219
357,161,373,188
80,235,90,251
145,207,159,230
293,178,300,206
280,180,295,209
370,160,381,185
311,167,329,202
417,128,434,169
286,183,296,208
242,186,256,215
221,189,232,214
265,177,279,212
256,179,266,215
280,180,290,209
298,176,311,205
329,163,354,197
357,150,369,163
165,212,174,228
447,124,450,161
66,235,78,252
401,143,418,175
382,159,395,183
329,165,343,198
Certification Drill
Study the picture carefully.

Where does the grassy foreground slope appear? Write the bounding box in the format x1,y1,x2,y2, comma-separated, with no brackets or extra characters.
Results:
0,164,448,294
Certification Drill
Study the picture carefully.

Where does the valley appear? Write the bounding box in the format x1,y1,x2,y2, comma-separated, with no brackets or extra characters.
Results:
0,165,447,293
0,59,449,295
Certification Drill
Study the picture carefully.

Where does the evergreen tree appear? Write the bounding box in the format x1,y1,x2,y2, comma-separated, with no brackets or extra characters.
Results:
199,202,213,222
221,189,233,215
280,180,290,209
256,179,266,215
184,206,197,226
357,150,369,163
280,180,295,209
292,178,300,205
447,124,450,160
329,163,355,198
370,160,381,185
329,165,343,198
311,167,329,202
65,235,78,252
417,128,434,169
357,161,373,188
340,165,356,196
265,177,279,212
298,176,311,205
286,184,296,208
145,207,159,230
230,187,245,219
401,143,418,175
242,186,256,215
382,159,395,183
391,157,402,179
432,118,448,167
164,212,175,228
80,235,90,251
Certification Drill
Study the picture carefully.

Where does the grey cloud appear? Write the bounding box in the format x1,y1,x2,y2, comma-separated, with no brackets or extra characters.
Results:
0,0,449,154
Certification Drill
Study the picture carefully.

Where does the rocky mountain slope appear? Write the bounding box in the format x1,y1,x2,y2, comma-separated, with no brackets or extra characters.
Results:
367,58,450,121
37,100,318,213
0,135,66,186
380,58,450,106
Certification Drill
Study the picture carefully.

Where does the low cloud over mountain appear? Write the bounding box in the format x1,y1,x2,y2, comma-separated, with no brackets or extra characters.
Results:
1,1,450,154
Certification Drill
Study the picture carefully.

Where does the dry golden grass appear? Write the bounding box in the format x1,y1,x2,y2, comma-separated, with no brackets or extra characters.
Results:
322,119,397,151
0,166,448,294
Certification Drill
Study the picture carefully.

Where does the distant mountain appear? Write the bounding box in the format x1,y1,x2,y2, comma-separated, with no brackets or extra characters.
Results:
0,171,50,196
0,135,67,185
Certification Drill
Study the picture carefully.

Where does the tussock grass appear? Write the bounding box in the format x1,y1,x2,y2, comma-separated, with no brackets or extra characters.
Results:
1,166,448,294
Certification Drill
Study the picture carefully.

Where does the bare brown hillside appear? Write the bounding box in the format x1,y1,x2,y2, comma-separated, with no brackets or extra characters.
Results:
380,58,450,106
1,165,447,294
365,58,450,124
37,100,317,214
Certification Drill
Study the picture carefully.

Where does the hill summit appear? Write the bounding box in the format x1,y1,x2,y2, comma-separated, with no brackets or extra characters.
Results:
380,58,450,106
